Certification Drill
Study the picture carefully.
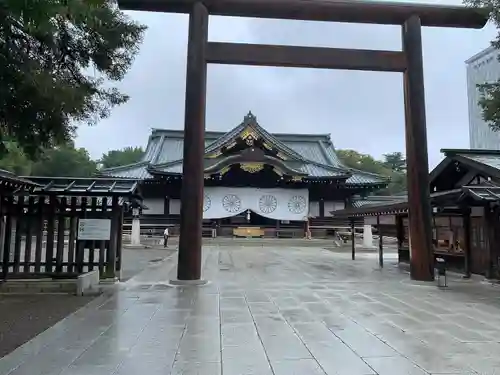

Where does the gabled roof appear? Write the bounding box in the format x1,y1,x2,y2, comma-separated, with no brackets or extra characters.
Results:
430,149,500,190
100,112,388,186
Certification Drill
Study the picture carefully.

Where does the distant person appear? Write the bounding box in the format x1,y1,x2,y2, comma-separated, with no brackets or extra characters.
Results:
163,227,169,248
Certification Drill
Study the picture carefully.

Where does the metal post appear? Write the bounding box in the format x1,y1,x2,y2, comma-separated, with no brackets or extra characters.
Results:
402,15,434,281
177,2,209,281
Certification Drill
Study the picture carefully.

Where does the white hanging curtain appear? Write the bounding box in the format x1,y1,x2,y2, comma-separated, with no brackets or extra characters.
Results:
203,187,309,221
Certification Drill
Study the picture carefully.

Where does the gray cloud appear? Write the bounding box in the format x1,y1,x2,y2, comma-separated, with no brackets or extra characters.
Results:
76,0,496,169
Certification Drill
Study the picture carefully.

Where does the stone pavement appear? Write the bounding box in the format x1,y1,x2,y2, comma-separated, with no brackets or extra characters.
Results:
2,246,500,375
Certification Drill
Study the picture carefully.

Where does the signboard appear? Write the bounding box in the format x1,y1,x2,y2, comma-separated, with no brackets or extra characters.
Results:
78,219,111,241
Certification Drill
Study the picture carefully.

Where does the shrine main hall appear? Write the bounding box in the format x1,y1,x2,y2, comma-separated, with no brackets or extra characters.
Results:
99,112,388,237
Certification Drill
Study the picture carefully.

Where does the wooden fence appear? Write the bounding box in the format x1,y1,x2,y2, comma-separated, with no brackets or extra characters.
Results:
0,195,124,280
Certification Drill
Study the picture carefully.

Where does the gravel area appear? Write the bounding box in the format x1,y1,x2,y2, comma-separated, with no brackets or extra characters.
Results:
0,247,175,358
0,295,94,358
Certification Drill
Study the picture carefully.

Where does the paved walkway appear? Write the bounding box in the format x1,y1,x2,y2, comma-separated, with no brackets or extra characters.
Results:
2,246,500,375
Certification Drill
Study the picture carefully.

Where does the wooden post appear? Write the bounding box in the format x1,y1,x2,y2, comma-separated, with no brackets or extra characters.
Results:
402,15,434,281
396,215,404,262
177,1,209,281
485,204,500,279
2,197,12,280
351,218,355,260
462,206,471,278
319,199,325,217
377,215,383,268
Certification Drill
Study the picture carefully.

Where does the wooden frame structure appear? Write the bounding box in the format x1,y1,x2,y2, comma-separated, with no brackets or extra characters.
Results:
332,184,500,279
0,177,142,281
118,0,487,281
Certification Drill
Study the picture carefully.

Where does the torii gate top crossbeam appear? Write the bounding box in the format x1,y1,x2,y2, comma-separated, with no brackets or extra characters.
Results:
118,0,487,28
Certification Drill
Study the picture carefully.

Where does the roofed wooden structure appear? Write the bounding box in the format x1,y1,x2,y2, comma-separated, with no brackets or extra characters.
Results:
0,174,144,281
330,149,500,279
99,112,388,188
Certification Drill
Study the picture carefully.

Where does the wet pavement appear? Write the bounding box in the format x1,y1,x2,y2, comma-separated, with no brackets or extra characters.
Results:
2,246,500,375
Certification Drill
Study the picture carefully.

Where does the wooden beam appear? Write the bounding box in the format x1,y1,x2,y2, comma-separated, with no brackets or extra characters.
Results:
402,15,434,281
206,42,407,72
117,0,487,28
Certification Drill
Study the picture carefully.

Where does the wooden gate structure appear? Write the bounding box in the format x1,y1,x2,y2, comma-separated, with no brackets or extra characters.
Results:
0,176,142,281
118,0,488,281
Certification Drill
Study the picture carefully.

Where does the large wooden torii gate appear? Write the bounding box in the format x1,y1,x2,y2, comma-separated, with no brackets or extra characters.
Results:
118,0,487,282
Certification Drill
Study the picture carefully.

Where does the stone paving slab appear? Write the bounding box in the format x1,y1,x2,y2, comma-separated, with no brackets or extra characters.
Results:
2,246,500,374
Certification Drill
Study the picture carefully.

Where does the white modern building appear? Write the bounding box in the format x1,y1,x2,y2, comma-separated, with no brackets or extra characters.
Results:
466,46,500,149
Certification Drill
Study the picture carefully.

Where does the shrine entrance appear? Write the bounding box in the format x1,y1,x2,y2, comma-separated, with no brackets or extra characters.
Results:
118,0,487,282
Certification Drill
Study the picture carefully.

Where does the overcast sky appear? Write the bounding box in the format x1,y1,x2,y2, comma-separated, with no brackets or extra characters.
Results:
76,0,497,169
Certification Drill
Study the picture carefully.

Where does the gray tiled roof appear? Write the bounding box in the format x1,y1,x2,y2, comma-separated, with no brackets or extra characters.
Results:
100,114,387,185
352,195,407,208
99,162,153,179
459,154,500,170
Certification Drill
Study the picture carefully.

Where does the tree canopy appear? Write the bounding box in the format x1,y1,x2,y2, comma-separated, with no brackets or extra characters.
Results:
337,149,407,195
0,141,32,176
465,0,500,130
0,0,146,158
382,152,406,172
99,146,144,169
31,144,97,177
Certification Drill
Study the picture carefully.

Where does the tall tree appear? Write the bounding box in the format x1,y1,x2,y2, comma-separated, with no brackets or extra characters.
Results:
100,146,144,169
464,0,500,130
336,149,391,175
0,0,146,158
383,152,406,172
0,141,32,175
31,144,97,177
337,149,407,195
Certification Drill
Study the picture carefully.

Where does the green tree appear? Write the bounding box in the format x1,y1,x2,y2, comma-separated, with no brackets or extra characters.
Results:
464,0,500,130
0,0,147,158
31,144,97,177
383,152,406,172
0,141,32,175
382,171,407,196
100,146,144,169
336,149,391,174
337,149,407,195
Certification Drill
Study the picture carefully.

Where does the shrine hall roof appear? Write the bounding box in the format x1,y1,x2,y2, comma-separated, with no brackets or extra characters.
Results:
100,113,387,186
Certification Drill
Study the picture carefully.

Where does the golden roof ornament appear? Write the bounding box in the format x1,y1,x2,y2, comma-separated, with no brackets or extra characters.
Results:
220,166,230,176
272,167,284,176
207,150,222,158
240,163,264,173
